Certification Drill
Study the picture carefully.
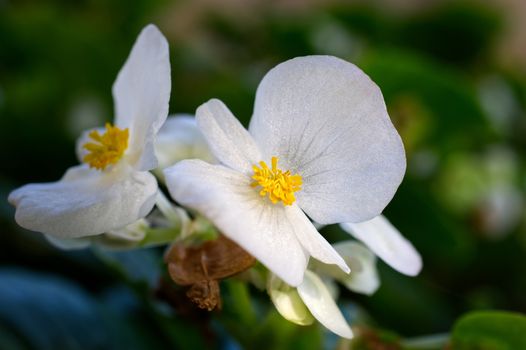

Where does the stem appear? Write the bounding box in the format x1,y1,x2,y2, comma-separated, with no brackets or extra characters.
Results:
140,228,179,247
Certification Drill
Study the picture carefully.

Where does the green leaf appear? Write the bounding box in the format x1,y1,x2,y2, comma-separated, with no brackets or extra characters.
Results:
0,268,164,350
451,311,526,350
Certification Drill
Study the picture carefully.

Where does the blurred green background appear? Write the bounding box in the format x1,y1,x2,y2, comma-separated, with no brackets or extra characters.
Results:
2,0,526,349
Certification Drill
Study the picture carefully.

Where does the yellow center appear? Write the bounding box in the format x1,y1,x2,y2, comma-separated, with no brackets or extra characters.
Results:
251,156,302,206
83,123,129,170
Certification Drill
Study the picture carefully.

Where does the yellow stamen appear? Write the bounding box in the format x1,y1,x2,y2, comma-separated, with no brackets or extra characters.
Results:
83,123,129,170
251,156,302,206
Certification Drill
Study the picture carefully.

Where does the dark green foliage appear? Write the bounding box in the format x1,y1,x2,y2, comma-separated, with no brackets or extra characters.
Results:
451,311,526,349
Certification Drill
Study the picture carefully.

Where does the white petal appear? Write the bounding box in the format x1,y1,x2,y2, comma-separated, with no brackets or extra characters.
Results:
154,114,215,171
164,159,308,286
297,270,353,339
45,226,147,250
340,215,422,276
332,241,380,295
8,165,158,239
268,274,314,326
285,205,349,274
112,24,171,171
250,55,406,224
196,99,261,174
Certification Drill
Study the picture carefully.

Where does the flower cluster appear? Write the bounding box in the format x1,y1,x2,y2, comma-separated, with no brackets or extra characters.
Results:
8,24,421,339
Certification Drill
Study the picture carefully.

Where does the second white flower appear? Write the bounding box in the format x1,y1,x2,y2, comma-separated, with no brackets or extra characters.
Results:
164,55,406,286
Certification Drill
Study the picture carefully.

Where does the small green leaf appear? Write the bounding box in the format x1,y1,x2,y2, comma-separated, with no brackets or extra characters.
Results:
451,311,526,350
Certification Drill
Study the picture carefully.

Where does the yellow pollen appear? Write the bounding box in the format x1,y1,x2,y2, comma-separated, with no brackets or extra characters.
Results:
251,156,302,206
83,123,129,170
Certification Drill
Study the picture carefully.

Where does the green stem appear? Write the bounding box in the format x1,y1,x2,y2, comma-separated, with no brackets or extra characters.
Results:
139,227,180,247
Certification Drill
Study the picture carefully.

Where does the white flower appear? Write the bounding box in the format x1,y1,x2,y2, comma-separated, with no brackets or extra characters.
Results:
154,114,214,176
340,215,422,276
269,242,380,338
164,55,406,286
268,271,353,339
313,241,380,295
8,24,171,239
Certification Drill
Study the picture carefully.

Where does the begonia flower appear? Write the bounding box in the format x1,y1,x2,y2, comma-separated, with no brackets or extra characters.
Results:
268,271,353,339
164,55,405,286
154,114,214,172
313,241,380,295
9,24,170,239
268,242,380,338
